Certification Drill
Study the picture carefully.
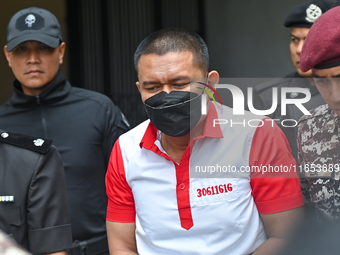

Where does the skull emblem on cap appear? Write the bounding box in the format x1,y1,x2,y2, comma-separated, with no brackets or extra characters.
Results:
25,14,36,27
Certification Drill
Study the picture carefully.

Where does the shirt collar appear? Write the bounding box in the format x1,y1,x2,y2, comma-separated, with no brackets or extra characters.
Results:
139,121,158,149
139,100,223,149
193,100,223,140
10,70,70,106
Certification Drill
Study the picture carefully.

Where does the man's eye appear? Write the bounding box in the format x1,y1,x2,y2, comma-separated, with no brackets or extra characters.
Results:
173,83,188,88
291,38,298,43
39,45,50,50
146,87,158,91
314,78,330,85
15,46,26,52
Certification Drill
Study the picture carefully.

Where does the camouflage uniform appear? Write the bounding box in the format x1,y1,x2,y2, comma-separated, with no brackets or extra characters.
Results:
298,104,340,221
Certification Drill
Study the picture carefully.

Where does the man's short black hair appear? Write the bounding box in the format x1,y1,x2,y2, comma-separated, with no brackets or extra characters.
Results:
134,27,209,74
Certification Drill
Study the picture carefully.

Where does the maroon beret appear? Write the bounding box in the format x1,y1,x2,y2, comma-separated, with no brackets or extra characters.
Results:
301,6,340,72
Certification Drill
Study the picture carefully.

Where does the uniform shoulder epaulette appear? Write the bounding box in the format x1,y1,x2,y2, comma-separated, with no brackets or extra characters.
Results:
0,131,53,154
254,77,287,93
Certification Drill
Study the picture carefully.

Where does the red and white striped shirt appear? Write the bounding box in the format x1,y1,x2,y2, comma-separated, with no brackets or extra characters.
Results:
106,102,303,255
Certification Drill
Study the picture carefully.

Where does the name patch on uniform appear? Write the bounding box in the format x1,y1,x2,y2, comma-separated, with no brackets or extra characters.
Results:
196,183,233,198
190,178,239,206
0,196,14,202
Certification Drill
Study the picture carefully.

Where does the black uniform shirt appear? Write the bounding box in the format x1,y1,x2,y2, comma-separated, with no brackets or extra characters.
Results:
0,204,10,235
0,130,72,254
0,71,130,242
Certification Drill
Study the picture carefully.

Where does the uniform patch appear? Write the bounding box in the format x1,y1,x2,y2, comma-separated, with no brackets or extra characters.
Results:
0,131,52,154
1,133,9,138
33,138,45,146
306,4,322,23
0,196,14,202
25,14,36,27
16,12,44,31
290,92,299,98
190,178,239,206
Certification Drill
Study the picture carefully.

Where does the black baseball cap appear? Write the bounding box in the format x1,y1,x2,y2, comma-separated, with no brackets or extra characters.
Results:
284,0,333,28
6,7,63,52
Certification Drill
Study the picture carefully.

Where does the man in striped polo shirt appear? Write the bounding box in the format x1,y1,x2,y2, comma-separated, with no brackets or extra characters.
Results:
106,28,304,255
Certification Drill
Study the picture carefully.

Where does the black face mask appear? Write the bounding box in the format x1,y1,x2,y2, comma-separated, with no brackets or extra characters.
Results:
144,91,202,137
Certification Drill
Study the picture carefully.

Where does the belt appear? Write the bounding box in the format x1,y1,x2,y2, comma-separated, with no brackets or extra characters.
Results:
68,235,109,255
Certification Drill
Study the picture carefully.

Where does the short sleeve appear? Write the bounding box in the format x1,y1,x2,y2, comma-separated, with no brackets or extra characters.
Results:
106,139,136,222
250,118,304,214
27,145,72,254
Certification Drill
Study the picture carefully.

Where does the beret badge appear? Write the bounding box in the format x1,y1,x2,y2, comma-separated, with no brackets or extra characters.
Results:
306,4,322,23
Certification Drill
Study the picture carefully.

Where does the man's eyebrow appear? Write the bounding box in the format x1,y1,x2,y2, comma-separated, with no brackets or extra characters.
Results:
313,74,340,78
142,81,160,86
290,34,307,40
142,76,191,86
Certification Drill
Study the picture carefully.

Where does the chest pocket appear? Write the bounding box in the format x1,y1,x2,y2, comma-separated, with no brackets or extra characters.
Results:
190,178,240,206
2,204,21,226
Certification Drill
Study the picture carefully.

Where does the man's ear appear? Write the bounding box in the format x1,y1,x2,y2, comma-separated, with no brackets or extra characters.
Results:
4,45,11,68
58,42,66,64
207,70,219,89
136,81,141,92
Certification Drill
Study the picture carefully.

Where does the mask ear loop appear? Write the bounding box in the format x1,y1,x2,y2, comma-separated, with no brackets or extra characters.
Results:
198,73,209,95
204,73,209,93
197,74,222,109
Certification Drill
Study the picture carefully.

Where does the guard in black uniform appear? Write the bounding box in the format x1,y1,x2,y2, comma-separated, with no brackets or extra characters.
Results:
0,7,130,254
252,0,332,163
0,130,72,254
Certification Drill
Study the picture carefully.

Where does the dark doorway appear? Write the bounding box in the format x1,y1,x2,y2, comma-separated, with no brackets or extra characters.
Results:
66,0,205,128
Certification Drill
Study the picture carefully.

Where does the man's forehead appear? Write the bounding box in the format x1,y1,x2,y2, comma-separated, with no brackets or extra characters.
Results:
139,51,194,61
18,40,48,45
312,66,340,77
137,51,195,71
13,40,48,47
11,40,56,52
290,27,310,36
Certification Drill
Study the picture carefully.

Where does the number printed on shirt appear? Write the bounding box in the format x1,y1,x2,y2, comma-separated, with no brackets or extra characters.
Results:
197,184,233,197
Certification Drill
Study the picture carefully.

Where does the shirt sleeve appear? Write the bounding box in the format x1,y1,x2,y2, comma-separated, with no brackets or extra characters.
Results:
250,118,304,214
100,96,130,165
106,138,136,222
297,118,318,223
28,145,72,254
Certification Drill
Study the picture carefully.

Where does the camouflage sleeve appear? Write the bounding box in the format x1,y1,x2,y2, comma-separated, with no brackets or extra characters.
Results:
297,119,319,223
297,120,311,204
